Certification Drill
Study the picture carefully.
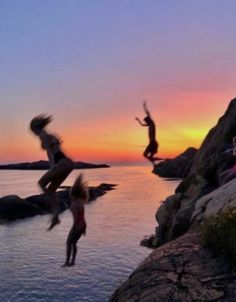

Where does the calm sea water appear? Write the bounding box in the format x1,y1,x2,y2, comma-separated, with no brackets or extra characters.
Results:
0,165,179,302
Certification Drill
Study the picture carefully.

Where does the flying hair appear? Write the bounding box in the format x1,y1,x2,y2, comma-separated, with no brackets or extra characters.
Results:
70,174,89,203
30,114,52,133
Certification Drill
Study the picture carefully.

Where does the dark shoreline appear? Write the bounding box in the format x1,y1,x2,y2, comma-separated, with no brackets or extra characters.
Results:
0,160,110,170
0,183,117,223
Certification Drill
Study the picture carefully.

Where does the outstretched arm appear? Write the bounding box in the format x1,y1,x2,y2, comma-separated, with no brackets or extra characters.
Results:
135,117,147,126
143,100,150,116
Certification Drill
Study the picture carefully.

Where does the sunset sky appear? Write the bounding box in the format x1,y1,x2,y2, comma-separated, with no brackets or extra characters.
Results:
1,1,236,164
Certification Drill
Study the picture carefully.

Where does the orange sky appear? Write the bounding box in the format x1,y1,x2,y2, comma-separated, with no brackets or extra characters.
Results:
1,91,233,165
1,2,236,164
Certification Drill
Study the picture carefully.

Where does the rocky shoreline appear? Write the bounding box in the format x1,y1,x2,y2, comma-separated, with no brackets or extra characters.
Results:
0,160,110,170
0,183,116,222
110,230,236,302
110,98,236,301
153,147,198,179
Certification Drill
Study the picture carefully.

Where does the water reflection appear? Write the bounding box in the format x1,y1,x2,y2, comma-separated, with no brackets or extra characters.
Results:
0,166,179,302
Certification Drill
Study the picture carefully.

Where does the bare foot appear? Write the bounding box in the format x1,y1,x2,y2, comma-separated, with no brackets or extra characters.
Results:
47,217,60,231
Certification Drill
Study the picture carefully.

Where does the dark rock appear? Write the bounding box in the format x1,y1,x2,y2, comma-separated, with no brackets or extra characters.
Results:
110,232,236,302
0,195,39,220
111,99,236,302
153,147,198,178
140,234,159,249
156,99,236,243
74,162,110,169
0,160,110,170
0,183,116,222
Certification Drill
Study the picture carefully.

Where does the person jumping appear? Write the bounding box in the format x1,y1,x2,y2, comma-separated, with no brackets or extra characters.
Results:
135,101,159,163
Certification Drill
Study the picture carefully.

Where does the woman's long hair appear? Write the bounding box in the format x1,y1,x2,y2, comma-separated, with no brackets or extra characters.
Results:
30,114,52,133
70,174,88,203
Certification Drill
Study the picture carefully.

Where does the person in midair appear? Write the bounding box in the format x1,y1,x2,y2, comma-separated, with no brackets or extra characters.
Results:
30,114,74,230
63,174,88,267
135,101,159,163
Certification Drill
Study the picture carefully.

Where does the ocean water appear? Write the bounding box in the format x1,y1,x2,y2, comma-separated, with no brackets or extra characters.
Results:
0,165,179,302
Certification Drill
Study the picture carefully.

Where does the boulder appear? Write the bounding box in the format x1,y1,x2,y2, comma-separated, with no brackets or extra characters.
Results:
156,98,236,243
0,195,39,220
153,147,197,178
0,183,116,222
191,177,236,224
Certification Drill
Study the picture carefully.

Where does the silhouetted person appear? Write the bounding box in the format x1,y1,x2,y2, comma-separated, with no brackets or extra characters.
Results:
63,174,88,267
135,101,159,163
30,114,74,230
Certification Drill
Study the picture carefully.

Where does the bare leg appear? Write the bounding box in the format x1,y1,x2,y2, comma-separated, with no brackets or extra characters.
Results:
148,153,155,163
63,229,73,267
144,152,154,163
46,176,69,230
63,243,72,267
38,161,73,230
47,192,60,230
143,150,153,163
70,244,77,266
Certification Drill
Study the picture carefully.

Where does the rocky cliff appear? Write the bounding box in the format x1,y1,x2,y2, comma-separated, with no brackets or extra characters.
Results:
156,98,236,244
110,98,236,301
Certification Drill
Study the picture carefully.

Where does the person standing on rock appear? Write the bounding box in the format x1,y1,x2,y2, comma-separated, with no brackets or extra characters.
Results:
135,101,159,163
30,114,74,230
63,174,88,267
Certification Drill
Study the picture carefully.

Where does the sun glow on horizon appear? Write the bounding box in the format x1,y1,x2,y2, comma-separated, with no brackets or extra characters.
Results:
1,2,236,165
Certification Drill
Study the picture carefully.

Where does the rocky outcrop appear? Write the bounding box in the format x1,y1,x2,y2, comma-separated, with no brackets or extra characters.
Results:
111,178,236,301
155,99,236,244
153,147,197,178
191,178,236,224
110,99,236,301
0,183,116,222
0,160,110,170
0,195,39,220
110,231,236,302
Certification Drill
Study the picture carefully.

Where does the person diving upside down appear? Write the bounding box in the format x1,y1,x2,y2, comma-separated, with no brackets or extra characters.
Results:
63,174,88,267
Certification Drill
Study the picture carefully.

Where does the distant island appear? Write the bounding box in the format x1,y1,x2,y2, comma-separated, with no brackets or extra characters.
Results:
0,160,110,170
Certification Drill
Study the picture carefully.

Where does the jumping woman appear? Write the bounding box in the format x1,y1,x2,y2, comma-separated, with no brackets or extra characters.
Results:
63,174,88,267
30,114,74,230
135,101,159,163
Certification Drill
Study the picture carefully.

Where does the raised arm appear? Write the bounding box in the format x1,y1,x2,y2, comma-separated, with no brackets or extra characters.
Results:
135,117,148,127
143,100,150,117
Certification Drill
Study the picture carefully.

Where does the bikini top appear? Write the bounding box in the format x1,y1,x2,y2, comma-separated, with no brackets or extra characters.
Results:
41,134,61,150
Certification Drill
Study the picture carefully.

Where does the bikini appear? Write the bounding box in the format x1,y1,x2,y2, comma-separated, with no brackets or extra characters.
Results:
53,151,67,164
48,138,67,164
